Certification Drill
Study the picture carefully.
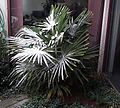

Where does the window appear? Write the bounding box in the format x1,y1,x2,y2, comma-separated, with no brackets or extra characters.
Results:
23,0,88,26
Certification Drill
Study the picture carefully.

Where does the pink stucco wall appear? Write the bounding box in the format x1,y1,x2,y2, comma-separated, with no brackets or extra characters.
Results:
88,0,104,45
10,0,23,35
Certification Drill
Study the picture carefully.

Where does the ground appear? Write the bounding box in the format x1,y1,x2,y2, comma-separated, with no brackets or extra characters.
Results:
0,94,29,108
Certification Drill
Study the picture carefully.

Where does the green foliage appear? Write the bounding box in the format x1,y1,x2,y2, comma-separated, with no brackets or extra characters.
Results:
20,95,93,108
65,101,93,108
8,5,98,99
20,95,63,108
0,9,5,33
0,8,10,91
86,79,120,108
0,8,6,59
47,82,71,99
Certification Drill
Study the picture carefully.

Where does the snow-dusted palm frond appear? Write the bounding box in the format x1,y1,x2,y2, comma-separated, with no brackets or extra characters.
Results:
39,9,57,32
15,27,38,38
74,9,92,27
39,5,70,33
12,47,55,67
48,31,64,46
54,31,64,44
54,5,70,33
9,36,37,48
67,10,92,38
68,17,77,36
49,53,80,86
9,61,37,87
9,27,45,48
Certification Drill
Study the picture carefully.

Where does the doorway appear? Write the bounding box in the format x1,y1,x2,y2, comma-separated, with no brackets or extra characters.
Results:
108,0,120,91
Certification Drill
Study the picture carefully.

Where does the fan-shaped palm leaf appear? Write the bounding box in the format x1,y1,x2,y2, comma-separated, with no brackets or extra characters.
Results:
9,28,45,48
12,47,55,67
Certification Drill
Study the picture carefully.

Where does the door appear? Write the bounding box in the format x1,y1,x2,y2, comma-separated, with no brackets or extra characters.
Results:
108,0,120,91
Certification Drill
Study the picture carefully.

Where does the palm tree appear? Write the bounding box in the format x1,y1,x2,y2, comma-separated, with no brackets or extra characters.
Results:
8,5,98,98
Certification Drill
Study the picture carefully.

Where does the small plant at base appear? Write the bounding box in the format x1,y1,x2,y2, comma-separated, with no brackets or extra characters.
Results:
87,82,120,107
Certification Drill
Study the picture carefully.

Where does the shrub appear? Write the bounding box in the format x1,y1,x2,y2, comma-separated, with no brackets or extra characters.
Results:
87,86,120,107
86,78,120,108
0,9,10,92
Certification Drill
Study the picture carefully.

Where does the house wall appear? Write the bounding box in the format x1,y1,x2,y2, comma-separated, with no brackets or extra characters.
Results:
10,0,23,35
88,0,104,45
23,0,46,15
0,0,8,34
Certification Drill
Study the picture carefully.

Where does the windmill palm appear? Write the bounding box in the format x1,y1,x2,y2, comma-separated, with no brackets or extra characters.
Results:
9,5,98,98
